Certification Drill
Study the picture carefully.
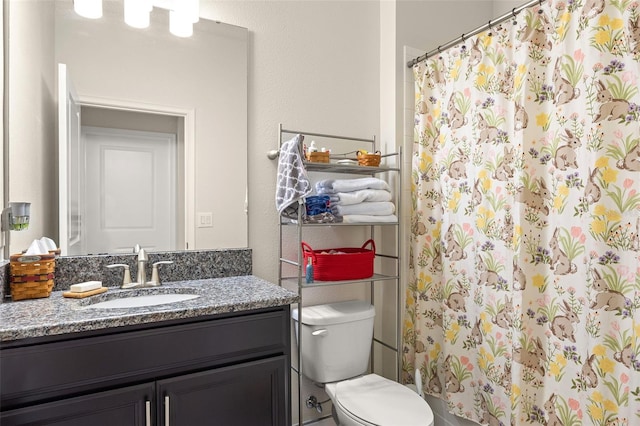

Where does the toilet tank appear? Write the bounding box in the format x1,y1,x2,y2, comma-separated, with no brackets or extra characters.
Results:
292,300,375,383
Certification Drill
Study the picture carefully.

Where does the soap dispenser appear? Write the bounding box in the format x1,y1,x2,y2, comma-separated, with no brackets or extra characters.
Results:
305,257,314,284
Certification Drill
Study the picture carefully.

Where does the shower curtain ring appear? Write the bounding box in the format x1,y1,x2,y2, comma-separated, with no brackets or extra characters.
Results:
488,19,493,37
511,8,518,23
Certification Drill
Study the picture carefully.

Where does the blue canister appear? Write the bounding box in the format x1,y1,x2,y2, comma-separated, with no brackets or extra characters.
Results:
305,257,314,283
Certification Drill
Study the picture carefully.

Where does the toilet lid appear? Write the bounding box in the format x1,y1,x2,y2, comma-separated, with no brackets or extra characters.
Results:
334,375,434,426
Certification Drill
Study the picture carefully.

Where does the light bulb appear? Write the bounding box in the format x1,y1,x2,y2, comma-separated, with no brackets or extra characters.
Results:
170,9,193,37
73,0,102,19
185,0,200,23
124,0,152,29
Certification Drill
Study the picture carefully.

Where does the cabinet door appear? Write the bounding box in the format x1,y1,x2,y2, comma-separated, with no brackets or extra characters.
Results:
158,356,288,426
0,382,154,426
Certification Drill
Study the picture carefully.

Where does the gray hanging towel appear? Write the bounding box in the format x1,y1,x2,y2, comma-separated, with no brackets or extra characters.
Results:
275,134,312,218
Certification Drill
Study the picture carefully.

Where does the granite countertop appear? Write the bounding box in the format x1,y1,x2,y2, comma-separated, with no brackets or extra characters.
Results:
0,276,299,342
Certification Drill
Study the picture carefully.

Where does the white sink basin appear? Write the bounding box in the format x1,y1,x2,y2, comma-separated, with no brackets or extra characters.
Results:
85,293,200,309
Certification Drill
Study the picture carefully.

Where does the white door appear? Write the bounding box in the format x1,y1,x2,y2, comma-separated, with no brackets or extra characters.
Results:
58,64,83,255
83,127,176,254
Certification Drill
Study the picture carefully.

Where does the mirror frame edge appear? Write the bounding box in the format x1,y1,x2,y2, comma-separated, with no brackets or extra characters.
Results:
2,0,9,261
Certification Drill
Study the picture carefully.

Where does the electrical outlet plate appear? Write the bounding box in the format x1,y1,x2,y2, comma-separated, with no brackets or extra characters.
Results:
197,212,213,228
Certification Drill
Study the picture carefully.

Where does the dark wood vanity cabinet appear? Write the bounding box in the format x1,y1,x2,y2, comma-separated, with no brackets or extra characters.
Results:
0,383,154,426
0,306,291,426
159,356,287,425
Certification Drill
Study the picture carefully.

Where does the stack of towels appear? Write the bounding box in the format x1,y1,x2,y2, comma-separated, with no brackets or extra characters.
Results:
315,177,397,223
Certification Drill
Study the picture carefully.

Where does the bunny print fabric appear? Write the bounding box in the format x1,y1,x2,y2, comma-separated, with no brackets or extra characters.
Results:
405,1,640,425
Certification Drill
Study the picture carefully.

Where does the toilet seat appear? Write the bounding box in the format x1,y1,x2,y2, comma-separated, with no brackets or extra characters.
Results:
327,374,434,426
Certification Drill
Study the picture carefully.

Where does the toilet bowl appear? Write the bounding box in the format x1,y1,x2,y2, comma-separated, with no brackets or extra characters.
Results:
325,374,434,426
292,300,434,426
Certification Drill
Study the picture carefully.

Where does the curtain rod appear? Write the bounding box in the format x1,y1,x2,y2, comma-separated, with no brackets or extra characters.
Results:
406,0,542,68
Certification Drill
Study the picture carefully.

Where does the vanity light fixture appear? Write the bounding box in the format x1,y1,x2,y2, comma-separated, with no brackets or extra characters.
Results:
169,9,193,37
73,0,103,19
124,0,152,29
185,0,200,24
169,0,200,38
73,0,201,38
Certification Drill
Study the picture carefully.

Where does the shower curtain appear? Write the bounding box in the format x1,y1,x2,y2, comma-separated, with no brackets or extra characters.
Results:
404,1,639,425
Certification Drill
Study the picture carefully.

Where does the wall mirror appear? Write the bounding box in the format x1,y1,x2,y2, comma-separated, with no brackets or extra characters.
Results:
6,0,248,256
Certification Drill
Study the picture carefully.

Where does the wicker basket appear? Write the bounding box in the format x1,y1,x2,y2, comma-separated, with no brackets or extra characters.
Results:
10,253,56,301
357,150,381,167
306,151,330,163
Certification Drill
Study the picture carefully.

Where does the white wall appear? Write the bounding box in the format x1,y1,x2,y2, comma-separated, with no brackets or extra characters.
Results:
1,0,4,259
201,0,381,287
7,1,57,254
494,0,529,16
199,2,381,424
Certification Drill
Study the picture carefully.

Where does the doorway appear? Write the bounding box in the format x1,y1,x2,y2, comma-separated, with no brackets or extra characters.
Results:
82,126,177,254
74,107,186,255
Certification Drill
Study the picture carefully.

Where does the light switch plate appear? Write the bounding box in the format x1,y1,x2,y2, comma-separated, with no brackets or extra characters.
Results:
197,212,213,228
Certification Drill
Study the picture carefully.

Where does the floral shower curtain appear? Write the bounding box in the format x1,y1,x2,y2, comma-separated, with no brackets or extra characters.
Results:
404,1,639,425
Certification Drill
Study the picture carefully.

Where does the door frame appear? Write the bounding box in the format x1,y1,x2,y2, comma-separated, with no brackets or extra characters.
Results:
58,63,82,255
77,96,195,250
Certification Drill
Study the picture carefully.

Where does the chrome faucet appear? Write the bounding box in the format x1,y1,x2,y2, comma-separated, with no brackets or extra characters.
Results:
108,245,173,288
136,248,149,286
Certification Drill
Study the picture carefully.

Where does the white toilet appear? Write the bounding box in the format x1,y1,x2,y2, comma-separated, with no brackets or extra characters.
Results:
292,300,434,426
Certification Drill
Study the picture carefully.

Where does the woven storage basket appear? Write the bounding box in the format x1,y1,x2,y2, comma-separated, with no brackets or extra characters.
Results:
306,151,330,163
10,253,56,301
301,239,375,281
356,150,381,167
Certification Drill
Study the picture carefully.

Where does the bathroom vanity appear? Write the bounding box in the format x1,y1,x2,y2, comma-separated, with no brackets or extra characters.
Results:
0,276,298,426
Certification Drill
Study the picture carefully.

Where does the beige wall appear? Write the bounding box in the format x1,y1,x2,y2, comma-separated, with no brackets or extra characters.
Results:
7,1,57,255
202,2,382,423
203,0,382,287
1,0,4,258
494,0,529,15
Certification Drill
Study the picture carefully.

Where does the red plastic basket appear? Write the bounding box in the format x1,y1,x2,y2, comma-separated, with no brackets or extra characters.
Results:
301,239,376,281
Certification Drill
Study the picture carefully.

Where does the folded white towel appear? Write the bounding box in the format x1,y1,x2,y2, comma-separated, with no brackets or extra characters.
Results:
333,201,395,216
333,189,392,206
316,177,390,194
342,214,398,223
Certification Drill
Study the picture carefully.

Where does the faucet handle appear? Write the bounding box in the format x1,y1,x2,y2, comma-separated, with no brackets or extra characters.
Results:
151,261,174,286
106,263,133,288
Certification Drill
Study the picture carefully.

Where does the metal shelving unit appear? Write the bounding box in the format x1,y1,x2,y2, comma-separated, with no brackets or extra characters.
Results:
274,123,402,426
